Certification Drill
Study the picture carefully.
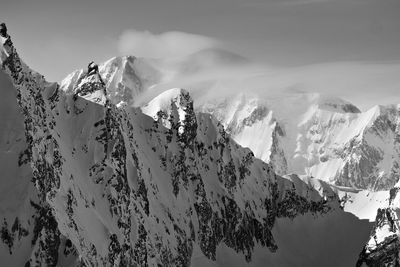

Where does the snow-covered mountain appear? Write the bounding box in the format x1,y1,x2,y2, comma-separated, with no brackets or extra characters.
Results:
60,55,161,107
199,93,400,191
0,29,375,266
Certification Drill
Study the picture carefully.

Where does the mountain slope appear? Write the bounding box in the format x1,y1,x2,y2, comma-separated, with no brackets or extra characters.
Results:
0,32,372,266
0,39,81,266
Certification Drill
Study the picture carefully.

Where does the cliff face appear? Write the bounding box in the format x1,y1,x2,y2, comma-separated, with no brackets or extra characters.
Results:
0,32,372,266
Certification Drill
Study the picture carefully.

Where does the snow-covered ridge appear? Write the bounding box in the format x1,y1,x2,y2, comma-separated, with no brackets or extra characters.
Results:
1,31,372,266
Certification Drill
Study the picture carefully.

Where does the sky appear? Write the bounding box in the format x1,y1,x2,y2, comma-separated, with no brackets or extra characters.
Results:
0,0,399,109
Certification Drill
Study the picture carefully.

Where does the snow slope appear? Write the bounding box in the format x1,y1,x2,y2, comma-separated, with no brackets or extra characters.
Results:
333,187,389,222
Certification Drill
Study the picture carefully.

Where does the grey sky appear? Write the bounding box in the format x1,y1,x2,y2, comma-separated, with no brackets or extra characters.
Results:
0,0,399,109
1,0,399,80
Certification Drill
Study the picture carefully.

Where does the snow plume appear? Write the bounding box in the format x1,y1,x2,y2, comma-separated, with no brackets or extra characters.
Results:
118,29,219,59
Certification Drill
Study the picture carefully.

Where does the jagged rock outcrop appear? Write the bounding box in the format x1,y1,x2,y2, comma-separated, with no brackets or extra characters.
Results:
357,186,400,266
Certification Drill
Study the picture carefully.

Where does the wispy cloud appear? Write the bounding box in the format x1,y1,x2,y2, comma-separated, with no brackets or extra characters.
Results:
117,28,400,112
135,58,400,111
118,29,219,59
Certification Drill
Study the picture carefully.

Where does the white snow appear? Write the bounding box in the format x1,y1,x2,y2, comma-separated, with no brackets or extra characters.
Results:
337,189,389,221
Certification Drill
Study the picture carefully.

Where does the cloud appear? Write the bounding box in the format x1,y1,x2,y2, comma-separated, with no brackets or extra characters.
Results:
134,59,400,111
118,29,219,59
118,30,400,112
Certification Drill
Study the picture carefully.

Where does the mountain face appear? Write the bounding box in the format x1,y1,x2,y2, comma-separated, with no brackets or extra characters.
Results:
199,93,400,191
0,30,373,266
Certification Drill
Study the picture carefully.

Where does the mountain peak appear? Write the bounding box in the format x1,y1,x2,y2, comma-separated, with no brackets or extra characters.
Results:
74,73,108,105
61,55,161,106
314,94,361,113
